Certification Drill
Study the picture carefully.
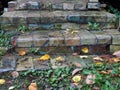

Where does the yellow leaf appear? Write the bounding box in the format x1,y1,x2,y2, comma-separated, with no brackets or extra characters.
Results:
40,54,50,61
72,75,81,83
55,56,64,61
95,62,103,66
0,79,6,85
81,47,88,53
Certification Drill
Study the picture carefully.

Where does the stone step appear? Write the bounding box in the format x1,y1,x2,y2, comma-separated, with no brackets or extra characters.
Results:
12,29,117,48
8,0,102,11
0,11,117,31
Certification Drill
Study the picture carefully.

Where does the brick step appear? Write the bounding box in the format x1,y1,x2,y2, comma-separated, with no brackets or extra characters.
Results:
8,0,102,11
0,11,117,31
11,29,120,48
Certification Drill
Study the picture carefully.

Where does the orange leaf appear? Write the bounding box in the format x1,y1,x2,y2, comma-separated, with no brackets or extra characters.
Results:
28,83,37,90
40,54,50,61
19,50,26,56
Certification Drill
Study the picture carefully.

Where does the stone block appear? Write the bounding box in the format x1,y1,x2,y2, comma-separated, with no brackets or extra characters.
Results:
74,3,87,10
16,34,33,47
78,30,96,45
63,3,74,10
32,32,49,47
8,1,17,8
67,15,81,23
90,31,112,44
17,3,27,9
27,17,40,24
105,30,120,45
88,2,100,9
89,0,99,2
110,45,120,53
63,31,80,46
16,56,34,71
49,31,65,46
1,24,19,31
0,54,16,72
52,3,63,10
27,1,40,9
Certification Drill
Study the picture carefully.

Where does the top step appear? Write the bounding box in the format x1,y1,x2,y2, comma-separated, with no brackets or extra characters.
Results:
8,0,103,11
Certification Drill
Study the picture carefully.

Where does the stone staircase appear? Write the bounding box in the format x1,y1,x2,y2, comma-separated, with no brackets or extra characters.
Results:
0,0,120,72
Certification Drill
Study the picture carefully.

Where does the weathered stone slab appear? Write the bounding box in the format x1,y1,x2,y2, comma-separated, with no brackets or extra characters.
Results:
8,1,17,11
90,31,112,44
63,3,74,10
62,30,80,46
50,56,69,69
32,31,49,47
78,30,96,45
52,3,63,10
89,0,99,2
105,30,120,45
33,57,50,70
48,31,65,46
27,1,41,9
110,45,120,53
16,33,33,47
0,54,16,72
16,56,34,71
88,2,100,9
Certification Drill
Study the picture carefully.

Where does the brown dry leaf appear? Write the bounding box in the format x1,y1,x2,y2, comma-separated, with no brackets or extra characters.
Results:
11,71,19,78
92,86,100,90
40,54,50,61
81,47,89,53
118,67,120,71
86,74,96,85
34,58,40,61
19,50,26,56
72,68,82,76
73,62,82,68
113,50,120,57
72,53,78,56
72,75,82,83
93,56,103,61
0,79,6,85
100,71,108,74
108,58,120,63
28,82,37,90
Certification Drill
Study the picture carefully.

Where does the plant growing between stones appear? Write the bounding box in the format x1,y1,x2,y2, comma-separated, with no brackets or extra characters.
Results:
87,22,101,30
17,24,29,33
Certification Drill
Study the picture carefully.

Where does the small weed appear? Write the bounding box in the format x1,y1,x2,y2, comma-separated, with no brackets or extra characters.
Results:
17,24,29,33
87,22,101,30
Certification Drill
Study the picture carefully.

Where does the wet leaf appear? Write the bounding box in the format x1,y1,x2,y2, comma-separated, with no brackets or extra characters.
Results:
72,75,82,83
81,47,89,53
72,68,82,76
11,71,19,78
79,55,88,59
8,86,15,90
18,50,26,56
0,79,6,85
93,56,103,61
86,74,96,85
73,62,82,68
28,82,37,90
40,54,50,61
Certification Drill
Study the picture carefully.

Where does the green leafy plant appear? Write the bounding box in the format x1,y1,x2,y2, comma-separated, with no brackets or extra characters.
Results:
88,22,101,30
29,47,40,55
17,24,29,33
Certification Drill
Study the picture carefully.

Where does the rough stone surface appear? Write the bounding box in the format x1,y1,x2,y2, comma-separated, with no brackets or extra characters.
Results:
88,2,100,9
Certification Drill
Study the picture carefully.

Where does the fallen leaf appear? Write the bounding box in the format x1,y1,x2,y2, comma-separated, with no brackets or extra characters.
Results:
0,79,6,85
108,58,120,63
113,50,120,57
11,71,19,78
72,52,78,56
34,58,40,61
72,68,82,76
79,55,88,59
118,67,120,71
93,56,103,61
72,75,82,83
19,50,26,56
55,56,64,61
92,86,100,90
28,82,37,90
100,54,113,59
40,54,50,61
100,71,108,74
81,47,89,53
107,70,112,74
86,74,96,85
8,86,15,90
70,83,78,88
73,62,82,68
95,62,103,66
